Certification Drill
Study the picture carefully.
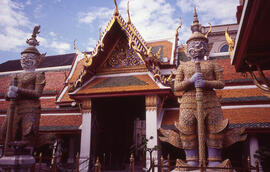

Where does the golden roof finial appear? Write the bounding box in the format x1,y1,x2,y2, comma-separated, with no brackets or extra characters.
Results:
225,27,235,57
127,0,131,24
113,0,119,16
205,23,212,38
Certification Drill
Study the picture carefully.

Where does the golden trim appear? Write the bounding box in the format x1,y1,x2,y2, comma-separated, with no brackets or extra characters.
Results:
80,99,91,113
145,95,158,111
205,23,212,38
225,27,235,58
97,65,148,75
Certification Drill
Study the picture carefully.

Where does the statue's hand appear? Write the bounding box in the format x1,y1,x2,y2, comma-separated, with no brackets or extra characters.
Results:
195,79,205,88
8,86,18,98
189,72,203,83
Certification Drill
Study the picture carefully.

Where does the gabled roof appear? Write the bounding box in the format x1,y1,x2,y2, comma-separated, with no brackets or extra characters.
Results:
57,8,172,104
0,53,75,72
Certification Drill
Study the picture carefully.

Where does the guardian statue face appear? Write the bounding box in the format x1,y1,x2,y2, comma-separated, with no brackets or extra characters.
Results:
187,39,207,61
21,53,37,71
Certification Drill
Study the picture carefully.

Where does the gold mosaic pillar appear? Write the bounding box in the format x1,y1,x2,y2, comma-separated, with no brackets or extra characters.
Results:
79,99,92,172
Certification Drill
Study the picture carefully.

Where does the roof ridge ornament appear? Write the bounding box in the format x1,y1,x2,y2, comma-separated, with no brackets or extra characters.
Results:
127,0,131,24
225,27,235,57
113,0,119,16
205,23,212,38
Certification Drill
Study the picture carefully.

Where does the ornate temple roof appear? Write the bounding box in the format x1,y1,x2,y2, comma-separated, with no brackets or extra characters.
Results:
57,2,172,103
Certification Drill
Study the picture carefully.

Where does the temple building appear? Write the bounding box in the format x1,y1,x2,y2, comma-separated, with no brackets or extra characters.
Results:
0,1,270,171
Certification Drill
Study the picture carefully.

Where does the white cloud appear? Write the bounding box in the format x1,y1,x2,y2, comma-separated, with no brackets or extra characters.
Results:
33,4,43,18
0,0,31,51
176,0,238,25
78,7,112,25
51,41,71,54
26,0,31,5
118,0,178,41
87,37,97,51
38,36,71,54
49,32,57,37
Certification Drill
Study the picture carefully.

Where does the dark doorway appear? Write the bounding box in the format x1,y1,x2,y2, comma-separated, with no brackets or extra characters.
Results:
91,96,145,170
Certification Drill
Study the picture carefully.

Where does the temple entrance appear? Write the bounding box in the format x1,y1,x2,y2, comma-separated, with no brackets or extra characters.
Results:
91,96,145,170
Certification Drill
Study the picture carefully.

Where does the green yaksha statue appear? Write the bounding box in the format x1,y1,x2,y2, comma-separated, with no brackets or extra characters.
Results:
159,9,246,171
0,26,46,153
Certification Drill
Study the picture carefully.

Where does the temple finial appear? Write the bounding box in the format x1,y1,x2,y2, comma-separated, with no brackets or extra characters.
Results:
187,8,208,43
127,0,131,24
190,7,201,33
193,7,199,25
113,0,119,16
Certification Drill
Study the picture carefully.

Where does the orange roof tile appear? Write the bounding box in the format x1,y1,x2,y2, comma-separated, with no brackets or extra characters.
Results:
0,76,11,93
162,107,270,126
217,58,270,82
40,99,56,109
76,74,160,95
216,88,265,98
223,108,270,124
40,115,81,127
147,40,172,60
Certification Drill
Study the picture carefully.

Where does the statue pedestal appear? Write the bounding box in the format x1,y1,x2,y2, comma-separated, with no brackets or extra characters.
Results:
0,155,35,172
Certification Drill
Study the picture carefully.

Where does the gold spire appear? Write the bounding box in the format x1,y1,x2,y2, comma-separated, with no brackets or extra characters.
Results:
113,0,119,16
127,0,131,24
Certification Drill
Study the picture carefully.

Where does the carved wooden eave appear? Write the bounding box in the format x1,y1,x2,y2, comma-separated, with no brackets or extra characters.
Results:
56,10,172,104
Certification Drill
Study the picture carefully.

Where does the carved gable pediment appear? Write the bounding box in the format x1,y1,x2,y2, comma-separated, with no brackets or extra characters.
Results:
98,36,147,74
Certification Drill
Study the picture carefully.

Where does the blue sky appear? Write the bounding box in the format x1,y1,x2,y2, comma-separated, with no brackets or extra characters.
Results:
0,0,238,64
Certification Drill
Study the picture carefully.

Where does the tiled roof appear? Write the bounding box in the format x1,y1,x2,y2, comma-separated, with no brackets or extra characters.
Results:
147,40,172,61
39,115,81,128
229,122,270,129
0,71,68,96
0,53,75,72
162,107,270,128
217,58,270,83
221,96,270,104
0,115,81,131
39,126,79,131
216,88,266,99
75,74,160,95
44,71,68,91
161,122,270,130
0,76,11,94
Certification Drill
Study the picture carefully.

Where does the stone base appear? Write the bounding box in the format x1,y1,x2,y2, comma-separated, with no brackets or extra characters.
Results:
0,155,35,172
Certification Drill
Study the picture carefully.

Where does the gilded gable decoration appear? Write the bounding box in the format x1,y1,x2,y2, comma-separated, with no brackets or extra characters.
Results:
105,38,144,68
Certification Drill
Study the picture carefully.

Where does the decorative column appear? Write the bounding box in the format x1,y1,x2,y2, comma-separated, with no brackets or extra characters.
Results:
145,95,159,171
249,135,263,172
79,99,92,172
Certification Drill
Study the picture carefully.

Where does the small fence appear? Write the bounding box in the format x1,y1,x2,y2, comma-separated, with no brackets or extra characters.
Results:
32,153,260,172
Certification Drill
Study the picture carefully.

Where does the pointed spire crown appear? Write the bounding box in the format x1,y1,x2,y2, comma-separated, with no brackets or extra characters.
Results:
186,7,208,43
